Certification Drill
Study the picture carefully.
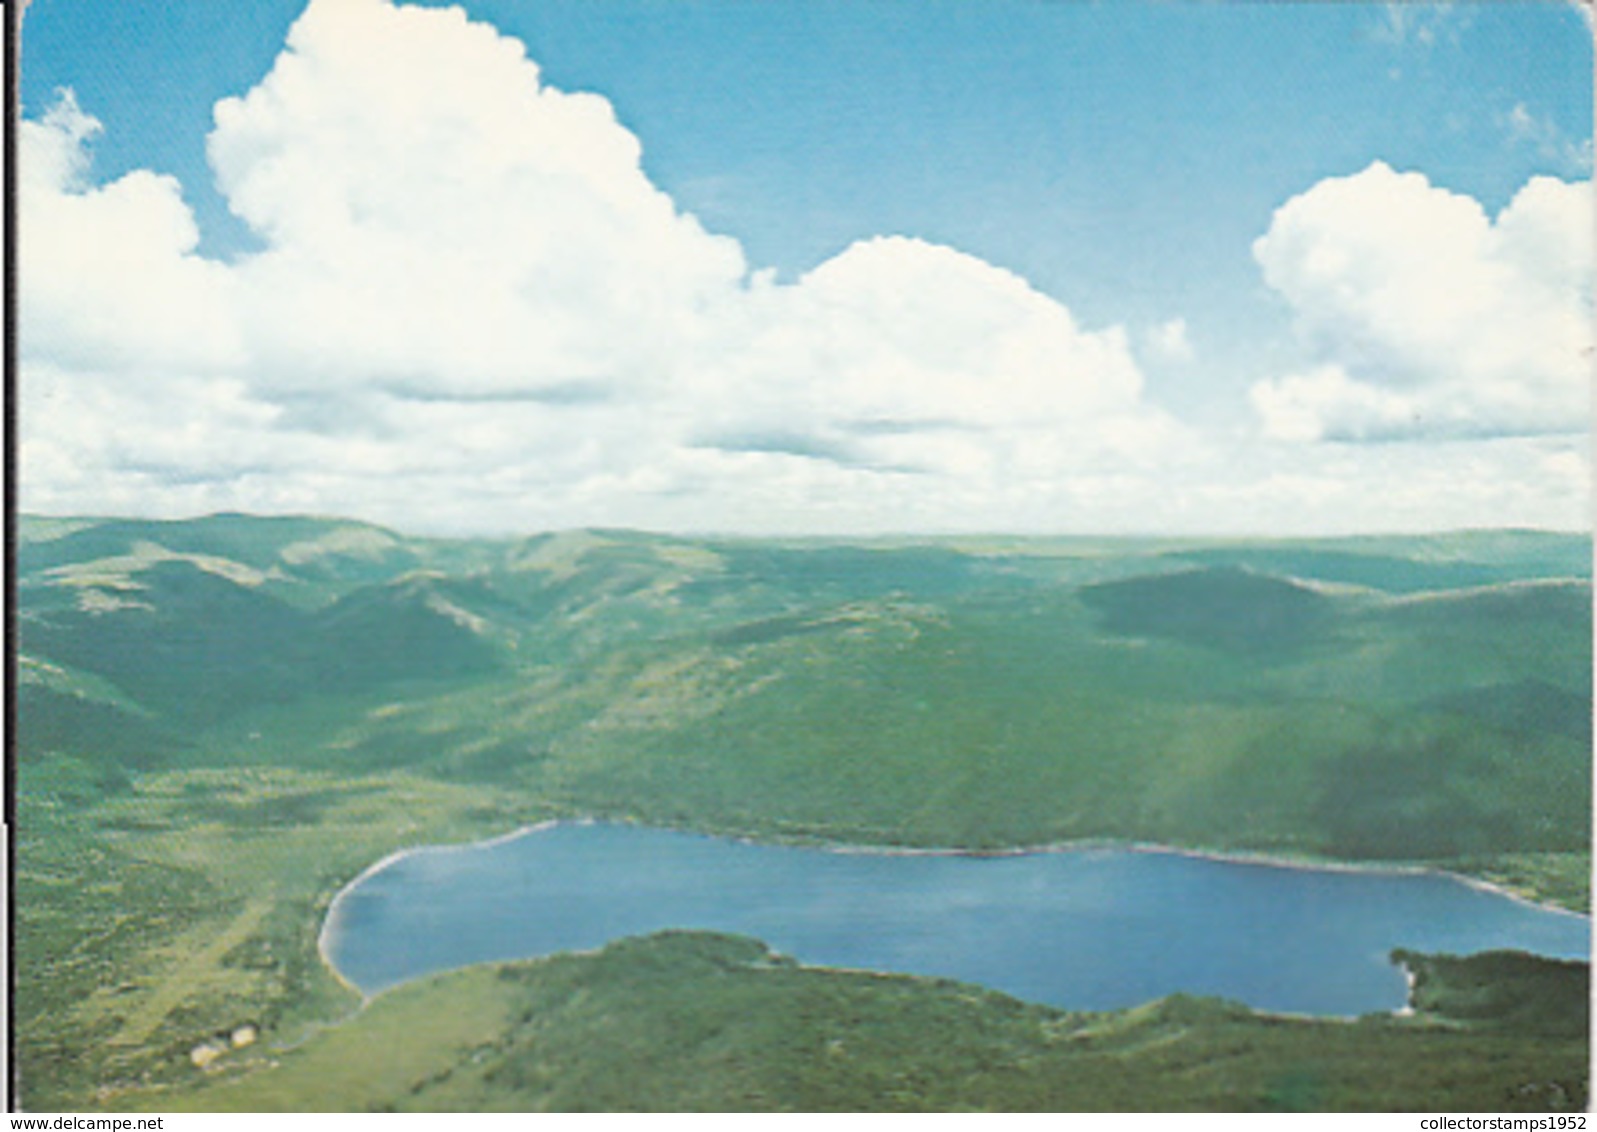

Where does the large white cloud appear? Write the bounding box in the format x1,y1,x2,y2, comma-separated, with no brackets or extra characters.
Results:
19,93,242,374
20,0,1195,535
208,0,746,400
16,0,1590,535
1250,162,1592,441
687,236,1180,484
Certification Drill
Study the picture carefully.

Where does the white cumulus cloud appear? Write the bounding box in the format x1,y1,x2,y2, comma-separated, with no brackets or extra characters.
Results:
19,92,242,374
208,0,747,401
1249,162,1592,442
19,0,1191,535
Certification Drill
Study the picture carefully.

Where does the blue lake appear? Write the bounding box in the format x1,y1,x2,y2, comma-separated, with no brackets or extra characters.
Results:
321,822,1590,1016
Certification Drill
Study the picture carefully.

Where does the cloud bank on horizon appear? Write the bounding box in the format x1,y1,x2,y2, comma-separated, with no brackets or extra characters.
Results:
18,0,1594,535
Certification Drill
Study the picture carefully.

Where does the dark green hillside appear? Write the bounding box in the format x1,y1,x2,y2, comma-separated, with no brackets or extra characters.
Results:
307,576,507,688
1358,582,1592,698
15,654,180,798
20,560,316,723
12,514,1591,1111
510,584,1588,857
16,685,179,771
1392,950,1589,1038
1423,679,1592,744
138,934,1589,1113
20,562,516,725
1079,566,1335,654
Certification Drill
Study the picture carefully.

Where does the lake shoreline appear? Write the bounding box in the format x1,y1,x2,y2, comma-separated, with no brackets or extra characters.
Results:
323,815,1588,917
314,815,1590,1012
315,818,573,1001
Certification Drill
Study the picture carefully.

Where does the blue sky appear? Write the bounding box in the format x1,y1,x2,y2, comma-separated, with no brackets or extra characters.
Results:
16,0,1595,534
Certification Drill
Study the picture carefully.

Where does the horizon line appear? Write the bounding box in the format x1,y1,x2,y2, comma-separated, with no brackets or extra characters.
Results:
15,508,1594,544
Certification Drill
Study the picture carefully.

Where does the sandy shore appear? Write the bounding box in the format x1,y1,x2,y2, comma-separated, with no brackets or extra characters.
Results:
316,817,579,999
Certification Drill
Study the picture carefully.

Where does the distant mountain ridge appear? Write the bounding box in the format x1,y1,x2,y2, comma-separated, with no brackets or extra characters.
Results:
18,512,1591,856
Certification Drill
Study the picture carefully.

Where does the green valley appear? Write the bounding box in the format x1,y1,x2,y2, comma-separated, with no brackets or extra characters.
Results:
13,514,1592,1111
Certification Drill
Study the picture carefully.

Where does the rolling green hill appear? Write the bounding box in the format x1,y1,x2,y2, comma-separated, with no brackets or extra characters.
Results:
13,514,1592,1110
136,934,1590,1113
